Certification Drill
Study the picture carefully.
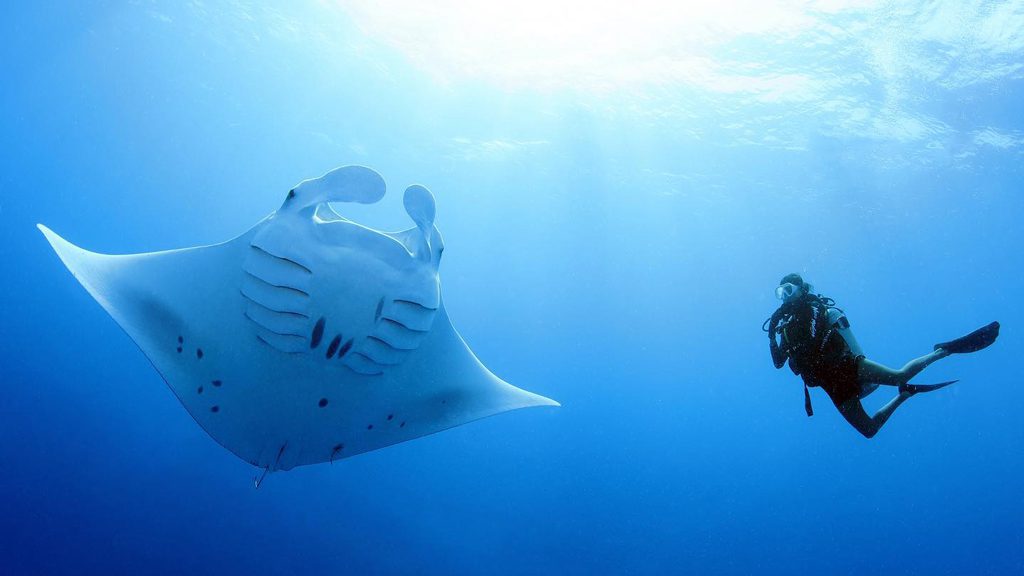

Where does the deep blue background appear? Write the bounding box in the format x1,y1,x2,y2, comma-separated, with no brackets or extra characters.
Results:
2,3,1022,575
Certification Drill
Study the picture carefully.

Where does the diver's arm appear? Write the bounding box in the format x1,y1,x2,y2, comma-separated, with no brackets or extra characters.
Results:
768,313,788,369
770,335,788,368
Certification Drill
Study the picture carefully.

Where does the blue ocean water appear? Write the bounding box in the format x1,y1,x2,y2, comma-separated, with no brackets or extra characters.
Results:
2,2,1022,574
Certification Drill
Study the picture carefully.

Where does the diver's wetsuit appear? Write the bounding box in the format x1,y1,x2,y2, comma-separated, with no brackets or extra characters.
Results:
769,294,863,412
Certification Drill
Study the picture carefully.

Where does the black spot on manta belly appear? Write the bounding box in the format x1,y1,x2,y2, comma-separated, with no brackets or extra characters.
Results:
211,405,220,413
197,386,204,394
177,347,183,353
178,336,183,343
326,335,342,359
387,414,393,421
311,317,326,349
212,380,222,387
319,398,328,407
196,348,204,359
367,424,373,430
337,338,354,359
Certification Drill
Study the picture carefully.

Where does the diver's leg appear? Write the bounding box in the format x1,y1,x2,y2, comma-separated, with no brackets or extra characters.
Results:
858,382,880,400
858,349,949,386
836,392,913,439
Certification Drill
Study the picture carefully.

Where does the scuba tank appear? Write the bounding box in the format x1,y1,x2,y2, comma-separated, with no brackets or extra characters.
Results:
826,307,863,357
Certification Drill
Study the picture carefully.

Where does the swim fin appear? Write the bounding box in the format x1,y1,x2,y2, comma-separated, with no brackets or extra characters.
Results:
934,321,1000,354
899,380,959,395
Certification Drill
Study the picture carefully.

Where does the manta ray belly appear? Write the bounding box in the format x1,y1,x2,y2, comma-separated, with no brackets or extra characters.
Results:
244,206,439,375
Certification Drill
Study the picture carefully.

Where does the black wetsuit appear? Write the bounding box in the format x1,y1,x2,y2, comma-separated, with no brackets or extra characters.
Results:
768,294,862,414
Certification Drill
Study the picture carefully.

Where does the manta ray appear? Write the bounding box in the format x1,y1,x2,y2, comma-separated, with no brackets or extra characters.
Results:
39,165,558,476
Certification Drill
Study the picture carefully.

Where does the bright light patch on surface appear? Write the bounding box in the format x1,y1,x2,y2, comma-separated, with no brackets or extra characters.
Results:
342,0,857,92
336,0,1024,157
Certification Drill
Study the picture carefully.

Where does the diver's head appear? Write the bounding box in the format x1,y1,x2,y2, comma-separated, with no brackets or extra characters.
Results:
776,273,811,304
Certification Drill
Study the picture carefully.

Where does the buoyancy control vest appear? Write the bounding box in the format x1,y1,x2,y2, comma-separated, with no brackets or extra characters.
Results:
766,294,859,416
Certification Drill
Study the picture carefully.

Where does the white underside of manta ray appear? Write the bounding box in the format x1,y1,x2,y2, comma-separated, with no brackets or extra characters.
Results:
39,165,558,473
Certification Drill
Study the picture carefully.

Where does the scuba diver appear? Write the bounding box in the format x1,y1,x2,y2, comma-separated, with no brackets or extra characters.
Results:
765,273,1000,438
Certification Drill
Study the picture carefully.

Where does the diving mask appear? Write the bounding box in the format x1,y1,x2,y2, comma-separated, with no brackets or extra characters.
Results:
775,282,802,303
